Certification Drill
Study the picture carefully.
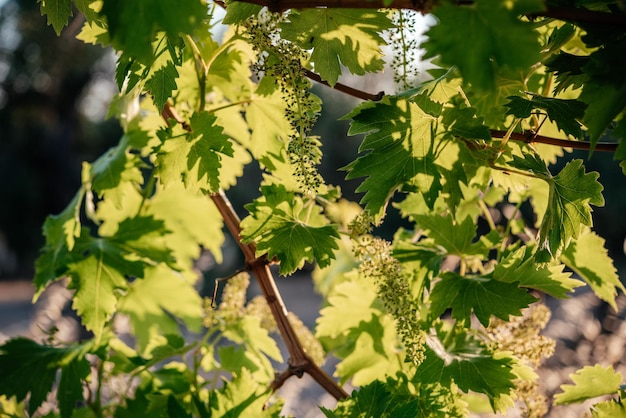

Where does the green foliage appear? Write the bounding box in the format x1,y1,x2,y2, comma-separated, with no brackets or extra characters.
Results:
280,9,393,86
6,0,626,416
554,365,623,405
241,184,340,275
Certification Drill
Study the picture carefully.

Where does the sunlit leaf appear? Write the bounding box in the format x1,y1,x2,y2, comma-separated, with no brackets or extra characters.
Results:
536,160,604,262
560,229,625,310
555,365,623,405
281,9,393,86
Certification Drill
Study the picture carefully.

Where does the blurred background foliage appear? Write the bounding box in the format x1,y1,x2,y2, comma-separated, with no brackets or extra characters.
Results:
0,0,624,282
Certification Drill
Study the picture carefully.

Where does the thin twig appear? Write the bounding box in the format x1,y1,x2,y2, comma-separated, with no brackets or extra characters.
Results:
304,69,385,101
490,129,619,152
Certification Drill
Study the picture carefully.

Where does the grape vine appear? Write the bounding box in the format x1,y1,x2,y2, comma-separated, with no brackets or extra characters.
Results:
1,0,626,416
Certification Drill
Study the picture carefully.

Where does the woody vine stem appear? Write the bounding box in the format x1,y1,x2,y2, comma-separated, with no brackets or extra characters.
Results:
162,102,348,400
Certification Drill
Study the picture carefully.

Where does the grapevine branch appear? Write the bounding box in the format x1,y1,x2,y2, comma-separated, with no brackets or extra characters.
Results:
161,101,348,401
490,130,619,152
298,72,621,153
303,69,385,101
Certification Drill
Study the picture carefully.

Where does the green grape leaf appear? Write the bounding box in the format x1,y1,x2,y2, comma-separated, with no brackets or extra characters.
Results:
68,215,172,340
187,112,234,191
0,338,93,417
333,316,402,386
241,184,339,275
34,189,84,293
579,38,626,145
68,234,137,340
591,399,626,418
222,2,262,24
146,60,179,111
413,214,482,257
280,9,393,86
118,264,204,353
156,112,233,193
424,0,542,90
167,395,192,418
99,0,206,64
245,90,292,166
504,95,587,138
145,183,225,266
430,272,537,327
39,0,72,35
544,52,588,95
208,369,281,418
554,365,623,405
86,135,144,208
222,316,283,364
494,246,583,298
581,81,626,146
441,105,491,141
536,160,604,262
77,20,110,45
316,279,380,339
58,358,92,418
321,379,421,418
417,323,516,401
343,97,439,216
560,229,625,310
106,216,175,266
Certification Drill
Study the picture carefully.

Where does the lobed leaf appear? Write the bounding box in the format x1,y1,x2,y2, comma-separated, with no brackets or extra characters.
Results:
505,95,587,138
494,245,583,298
241,184,339,275
536,159,604,262
280,9,393,86
560,229,625,310
424,0,543,90
554,365,623,405
344,97,439,216
0,338,93,417
430,272,537,327
118,264,204,353
418,324,517,401
39,0,72,35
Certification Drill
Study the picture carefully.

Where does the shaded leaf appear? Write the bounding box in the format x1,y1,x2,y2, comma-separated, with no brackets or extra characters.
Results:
505,95,587,138
0,338,93,417
413,214,481,257
430,272,537,327
418,324,516,400
146,60,179,110
343,97,439,216
100,0,206,64
424,0,542,90
39,0,72,35
34,190,84,292
241,184,339,275
494,245,583,298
